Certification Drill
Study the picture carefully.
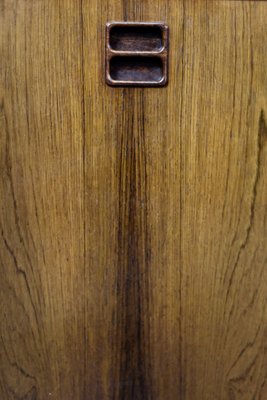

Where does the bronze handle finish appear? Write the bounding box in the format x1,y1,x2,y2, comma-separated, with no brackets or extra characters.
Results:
106,22,169,87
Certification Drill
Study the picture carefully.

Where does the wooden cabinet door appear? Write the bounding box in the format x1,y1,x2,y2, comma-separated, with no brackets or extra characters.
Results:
1,1,267,399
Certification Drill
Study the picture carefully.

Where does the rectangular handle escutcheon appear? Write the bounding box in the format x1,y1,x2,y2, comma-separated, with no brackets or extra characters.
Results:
106,22,169,87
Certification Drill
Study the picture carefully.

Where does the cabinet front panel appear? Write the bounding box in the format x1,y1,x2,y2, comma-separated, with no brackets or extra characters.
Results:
1,1,267,399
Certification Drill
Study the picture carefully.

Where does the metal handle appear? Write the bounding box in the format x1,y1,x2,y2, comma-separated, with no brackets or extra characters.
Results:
106,22,169,87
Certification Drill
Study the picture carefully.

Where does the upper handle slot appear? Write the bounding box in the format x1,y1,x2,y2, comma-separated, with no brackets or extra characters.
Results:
109,25,163,52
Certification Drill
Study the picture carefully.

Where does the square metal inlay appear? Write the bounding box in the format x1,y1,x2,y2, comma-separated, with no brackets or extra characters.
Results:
106,22,169,87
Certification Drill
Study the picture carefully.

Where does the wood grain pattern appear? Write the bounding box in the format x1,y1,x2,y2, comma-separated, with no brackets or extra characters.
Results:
1,1,267,399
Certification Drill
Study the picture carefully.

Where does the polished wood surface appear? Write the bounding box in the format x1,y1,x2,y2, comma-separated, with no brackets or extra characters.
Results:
1,1,267,399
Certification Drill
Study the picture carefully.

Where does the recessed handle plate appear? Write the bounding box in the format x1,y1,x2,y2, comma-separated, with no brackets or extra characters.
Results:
106,22,169,87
